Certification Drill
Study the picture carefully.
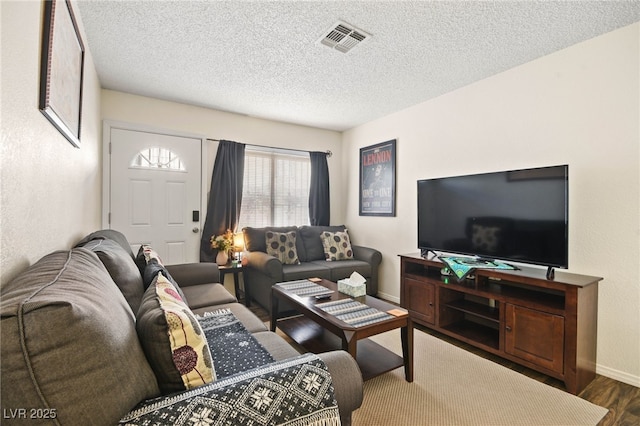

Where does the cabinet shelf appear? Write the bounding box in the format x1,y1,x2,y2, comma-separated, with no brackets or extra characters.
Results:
445,299,499,323
399,253,602,395
485,283,565,313
441,320,499,350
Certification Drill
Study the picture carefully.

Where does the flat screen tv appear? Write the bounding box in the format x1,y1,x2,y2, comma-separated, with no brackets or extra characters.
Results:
417,165,568,272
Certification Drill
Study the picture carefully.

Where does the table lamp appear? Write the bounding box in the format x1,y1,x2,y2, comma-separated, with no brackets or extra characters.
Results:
233,232,245,262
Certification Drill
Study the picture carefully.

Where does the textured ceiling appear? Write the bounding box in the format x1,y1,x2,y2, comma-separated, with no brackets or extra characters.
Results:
76,1,640,131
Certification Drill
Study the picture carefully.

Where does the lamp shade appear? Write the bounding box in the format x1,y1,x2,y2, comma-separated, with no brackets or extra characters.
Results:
233,233,245,252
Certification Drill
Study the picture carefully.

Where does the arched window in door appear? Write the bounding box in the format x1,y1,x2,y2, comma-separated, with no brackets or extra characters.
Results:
130,147,186,171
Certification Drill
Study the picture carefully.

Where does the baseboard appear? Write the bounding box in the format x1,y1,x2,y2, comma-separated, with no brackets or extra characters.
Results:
377,291,399,304
597,364,640,388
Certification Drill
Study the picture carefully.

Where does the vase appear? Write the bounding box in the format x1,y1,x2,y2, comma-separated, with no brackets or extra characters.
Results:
216,251,228,266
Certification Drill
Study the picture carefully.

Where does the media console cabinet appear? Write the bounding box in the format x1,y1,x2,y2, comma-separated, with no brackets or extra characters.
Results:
400,253,602,394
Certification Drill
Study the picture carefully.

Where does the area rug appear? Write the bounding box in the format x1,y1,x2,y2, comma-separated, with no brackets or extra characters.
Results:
353,329,608,426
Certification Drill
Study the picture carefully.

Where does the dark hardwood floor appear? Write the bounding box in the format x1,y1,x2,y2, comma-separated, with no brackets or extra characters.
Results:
249,301,639,425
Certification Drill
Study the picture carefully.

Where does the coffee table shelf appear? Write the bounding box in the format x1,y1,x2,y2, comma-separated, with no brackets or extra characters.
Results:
277,315,405,381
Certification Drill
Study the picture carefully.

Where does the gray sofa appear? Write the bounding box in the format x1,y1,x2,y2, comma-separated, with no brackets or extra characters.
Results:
0,230,363,425
242,225,382,313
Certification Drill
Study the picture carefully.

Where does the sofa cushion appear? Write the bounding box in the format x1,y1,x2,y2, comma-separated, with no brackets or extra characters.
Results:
76,229,135,259
243,226,303,256
265,230,300,264
80,238,145,313
182,283,237,309
281,262,332,282
298,225,346,261
320,230,354,261
309,259,372,283
165,262,221,288
0,249,159,425
136,272,215,394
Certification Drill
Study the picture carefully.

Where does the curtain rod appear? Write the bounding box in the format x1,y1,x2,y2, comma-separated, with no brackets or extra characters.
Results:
207,139,332,158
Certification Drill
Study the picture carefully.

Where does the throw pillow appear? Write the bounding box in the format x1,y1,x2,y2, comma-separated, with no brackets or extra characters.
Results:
75,229,136,259
320,230,354,261
80,238,145,314
265,231,300,265
142,258,188,303
1,249,160,424
137,244,188,303
136,272,215,394
136,244,163,273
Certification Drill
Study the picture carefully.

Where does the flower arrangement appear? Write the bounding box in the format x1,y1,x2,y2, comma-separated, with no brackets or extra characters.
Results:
210,229,234,253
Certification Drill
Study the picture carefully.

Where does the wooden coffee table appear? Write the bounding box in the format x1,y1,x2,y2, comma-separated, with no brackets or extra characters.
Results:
271,279,413,382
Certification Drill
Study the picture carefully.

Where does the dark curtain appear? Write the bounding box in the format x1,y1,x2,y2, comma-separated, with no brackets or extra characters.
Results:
308,151,330,226
200,140,246,262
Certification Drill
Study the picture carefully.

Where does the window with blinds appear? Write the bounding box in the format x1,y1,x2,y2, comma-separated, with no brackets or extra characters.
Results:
238,149,311,228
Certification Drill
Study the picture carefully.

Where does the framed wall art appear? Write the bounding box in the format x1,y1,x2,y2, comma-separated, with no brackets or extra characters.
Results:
39,0,85,147
359,139,396,216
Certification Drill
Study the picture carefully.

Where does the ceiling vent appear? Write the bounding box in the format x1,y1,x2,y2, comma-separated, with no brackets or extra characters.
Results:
319,20,371,53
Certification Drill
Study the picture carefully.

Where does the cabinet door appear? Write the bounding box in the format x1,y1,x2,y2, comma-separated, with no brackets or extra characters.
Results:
403,278,435,324
505,304,564,374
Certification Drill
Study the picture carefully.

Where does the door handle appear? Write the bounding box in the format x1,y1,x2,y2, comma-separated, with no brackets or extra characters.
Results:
192,227,200,233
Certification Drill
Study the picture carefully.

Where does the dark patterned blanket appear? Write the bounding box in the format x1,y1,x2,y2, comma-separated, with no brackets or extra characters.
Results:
121,309,340,425
198,309,275,379
121,353,340,426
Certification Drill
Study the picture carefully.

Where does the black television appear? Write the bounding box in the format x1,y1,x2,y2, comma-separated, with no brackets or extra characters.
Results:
417,165,569,273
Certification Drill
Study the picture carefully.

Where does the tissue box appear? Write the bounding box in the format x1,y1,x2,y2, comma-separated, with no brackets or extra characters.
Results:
338,279,366,297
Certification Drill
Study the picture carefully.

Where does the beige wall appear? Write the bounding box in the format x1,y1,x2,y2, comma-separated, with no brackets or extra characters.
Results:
343,23,640,386
100,91,344,226
1,1,102,286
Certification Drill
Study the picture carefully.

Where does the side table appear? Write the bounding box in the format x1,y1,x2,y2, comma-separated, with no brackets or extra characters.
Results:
218,264,249,306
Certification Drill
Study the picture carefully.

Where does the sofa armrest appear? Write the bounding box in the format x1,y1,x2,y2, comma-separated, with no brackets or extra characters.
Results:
352,245,382,265
317,350,364,425
165,262,220,287
245,250,283,280
352,245,382,296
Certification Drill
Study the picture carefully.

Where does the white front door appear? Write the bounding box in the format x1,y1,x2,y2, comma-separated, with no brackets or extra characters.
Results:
107,125,202,264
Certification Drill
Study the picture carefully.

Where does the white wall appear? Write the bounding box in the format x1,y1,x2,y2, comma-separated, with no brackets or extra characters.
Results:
343,23,639,386
1,1,102,286
100,91,344,225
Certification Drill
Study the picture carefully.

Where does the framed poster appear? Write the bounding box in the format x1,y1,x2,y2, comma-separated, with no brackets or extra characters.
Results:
39,0,85,147
359,139,396,216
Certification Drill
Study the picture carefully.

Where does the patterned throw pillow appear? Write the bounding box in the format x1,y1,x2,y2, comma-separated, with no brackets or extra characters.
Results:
135,244,163,276
136,272,215,394
136,244,187,302
320,230,354,261
265,231,300,265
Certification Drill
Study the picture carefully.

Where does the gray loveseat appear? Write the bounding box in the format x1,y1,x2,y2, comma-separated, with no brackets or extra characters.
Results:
1,230,363,425
242,225,382,313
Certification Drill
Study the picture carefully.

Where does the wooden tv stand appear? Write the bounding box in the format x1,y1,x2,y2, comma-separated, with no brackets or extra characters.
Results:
399,253,602,394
